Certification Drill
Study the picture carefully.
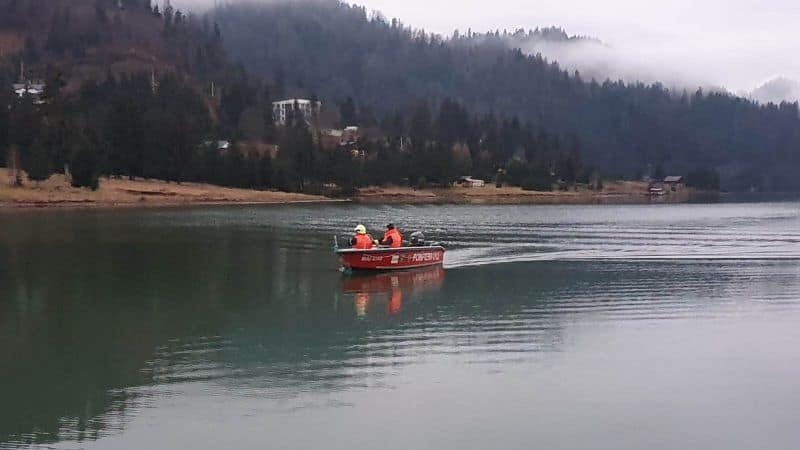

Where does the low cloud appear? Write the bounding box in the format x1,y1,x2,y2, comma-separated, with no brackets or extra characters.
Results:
169,0,800,101
361,0,800,98
516,35,800,101
518,39,718,92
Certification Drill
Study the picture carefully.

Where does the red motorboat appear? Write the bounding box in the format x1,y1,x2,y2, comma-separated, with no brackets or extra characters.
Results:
335,232,445,271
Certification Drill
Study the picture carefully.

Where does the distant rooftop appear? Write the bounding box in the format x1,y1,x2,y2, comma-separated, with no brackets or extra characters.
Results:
273,99,318,106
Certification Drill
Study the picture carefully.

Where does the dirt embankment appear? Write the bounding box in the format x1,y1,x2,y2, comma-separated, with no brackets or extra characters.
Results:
356,182,693,205
0,169,337,209
1,170,696,209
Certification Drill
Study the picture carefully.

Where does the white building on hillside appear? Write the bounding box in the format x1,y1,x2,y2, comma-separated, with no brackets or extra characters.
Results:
272,99,321,126
12,61,46,104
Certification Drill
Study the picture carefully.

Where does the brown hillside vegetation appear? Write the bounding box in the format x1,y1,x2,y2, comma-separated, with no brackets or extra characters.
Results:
0,0,222,92
0,32,23,57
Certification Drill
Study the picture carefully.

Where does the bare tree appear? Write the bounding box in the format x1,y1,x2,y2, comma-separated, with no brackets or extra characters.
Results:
6,145,22,186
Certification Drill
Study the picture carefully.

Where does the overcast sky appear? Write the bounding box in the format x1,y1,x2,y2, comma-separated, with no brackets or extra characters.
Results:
177,0,800,92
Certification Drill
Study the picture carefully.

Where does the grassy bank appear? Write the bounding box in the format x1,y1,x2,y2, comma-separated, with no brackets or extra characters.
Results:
0,169,335,208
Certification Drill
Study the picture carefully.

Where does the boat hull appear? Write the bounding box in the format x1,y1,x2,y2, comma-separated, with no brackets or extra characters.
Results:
337,246,445,271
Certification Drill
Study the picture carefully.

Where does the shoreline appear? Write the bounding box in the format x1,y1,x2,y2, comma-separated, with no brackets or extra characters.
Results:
354,182,697,205
0,198,350,211
0,169,340,210
2,170,709,210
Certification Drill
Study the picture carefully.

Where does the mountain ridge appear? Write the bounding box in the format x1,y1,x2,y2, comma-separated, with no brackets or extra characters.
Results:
210,0,800,190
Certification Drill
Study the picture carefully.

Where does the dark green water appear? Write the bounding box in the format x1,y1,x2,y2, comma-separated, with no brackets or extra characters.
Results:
3,203,800,449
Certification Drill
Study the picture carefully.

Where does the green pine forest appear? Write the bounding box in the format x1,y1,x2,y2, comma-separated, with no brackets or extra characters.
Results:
0,0,796,193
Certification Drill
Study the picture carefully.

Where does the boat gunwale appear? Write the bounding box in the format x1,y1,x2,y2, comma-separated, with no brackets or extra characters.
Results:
362,260,444,270
335,245,445,255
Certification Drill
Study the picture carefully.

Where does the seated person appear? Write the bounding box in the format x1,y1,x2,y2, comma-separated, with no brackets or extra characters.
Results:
378,223,403,248
350,224,374,249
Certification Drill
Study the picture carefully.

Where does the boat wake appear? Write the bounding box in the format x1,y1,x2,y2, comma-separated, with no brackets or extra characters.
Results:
442,225,800,268
444,247,800,269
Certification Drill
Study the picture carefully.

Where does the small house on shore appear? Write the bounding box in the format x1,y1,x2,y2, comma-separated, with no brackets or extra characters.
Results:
456,176,485,188
649,175,684,196
663,176,684,191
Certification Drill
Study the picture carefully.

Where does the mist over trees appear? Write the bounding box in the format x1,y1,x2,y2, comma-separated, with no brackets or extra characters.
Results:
211,0,800,191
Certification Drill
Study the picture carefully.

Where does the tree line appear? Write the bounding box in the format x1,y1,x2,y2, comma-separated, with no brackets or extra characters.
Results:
1,63,591,194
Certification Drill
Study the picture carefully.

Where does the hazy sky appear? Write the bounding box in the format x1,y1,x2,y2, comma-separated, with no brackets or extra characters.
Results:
176,0,800,92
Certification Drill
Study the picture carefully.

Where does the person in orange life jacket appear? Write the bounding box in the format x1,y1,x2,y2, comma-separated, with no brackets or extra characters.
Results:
378,223,403,248
350,224,374,249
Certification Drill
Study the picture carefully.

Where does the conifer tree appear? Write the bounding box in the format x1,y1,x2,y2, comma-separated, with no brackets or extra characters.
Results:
0,83,9,166
24,136,52,184
70,128,101,190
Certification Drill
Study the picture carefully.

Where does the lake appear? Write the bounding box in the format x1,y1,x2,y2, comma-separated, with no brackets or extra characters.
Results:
2,202,800,449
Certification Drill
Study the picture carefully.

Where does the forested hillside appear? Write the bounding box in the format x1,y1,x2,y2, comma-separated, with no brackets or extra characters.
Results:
0,0,592,196
0,0,299,191
212,0,800,191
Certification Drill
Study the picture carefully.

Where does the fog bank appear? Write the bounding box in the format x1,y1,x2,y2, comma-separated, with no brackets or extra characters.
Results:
170,0,800,99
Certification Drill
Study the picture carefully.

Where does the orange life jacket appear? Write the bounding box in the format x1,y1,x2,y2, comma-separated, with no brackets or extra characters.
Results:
383,228,403,248
353,233,374,249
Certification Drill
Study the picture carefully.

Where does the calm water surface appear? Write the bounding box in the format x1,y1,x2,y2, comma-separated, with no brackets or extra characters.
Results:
2,203,800,449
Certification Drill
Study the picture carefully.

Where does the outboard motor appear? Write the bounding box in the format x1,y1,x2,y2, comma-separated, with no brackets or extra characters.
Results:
409,231,426,247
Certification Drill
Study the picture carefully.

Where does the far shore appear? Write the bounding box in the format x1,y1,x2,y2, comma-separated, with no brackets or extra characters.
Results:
2,169,701,210
0,169,339,209
355,182,694,205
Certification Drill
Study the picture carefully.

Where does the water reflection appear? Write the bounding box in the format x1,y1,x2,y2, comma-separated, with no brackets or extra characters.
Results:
340,266,445,317
6,255,795,448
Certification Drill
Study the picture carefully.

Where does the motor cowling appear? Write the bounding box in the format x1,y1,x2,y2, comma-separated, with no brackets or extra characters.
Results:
409,231,426,246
